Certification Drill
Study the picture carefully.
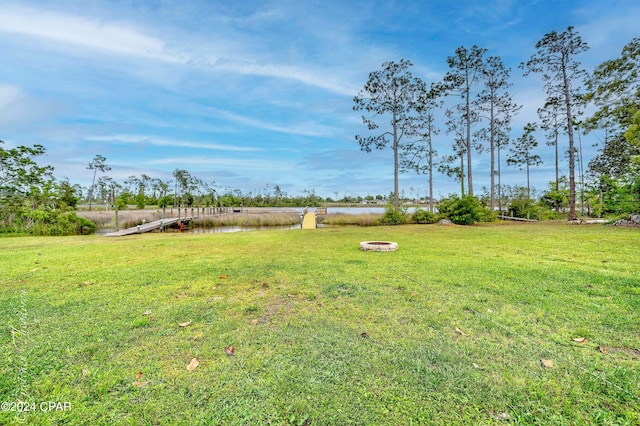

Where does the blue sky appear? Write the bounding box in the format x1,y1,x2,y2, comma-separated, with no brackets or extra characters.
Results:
1,0,638,199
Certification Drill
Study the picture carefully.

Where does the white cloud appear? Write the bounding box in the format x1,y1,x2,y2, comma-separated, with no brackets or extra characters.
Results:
144,156,292,171
0,4,365,97
214,60,358,96
0,84,59,129
85,134,262,152
0,84,21,109
0,5,188,63
209,108,336,138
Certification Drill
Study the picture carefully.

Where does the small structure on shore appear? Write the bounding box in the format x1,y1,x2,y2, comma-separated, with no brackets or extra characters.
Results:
301,209,317,229
301,207,327,229
103,217,192,236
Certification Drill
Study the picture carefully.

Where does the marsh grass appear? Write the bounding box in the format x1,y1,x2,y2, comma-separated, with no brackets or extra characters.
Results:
77,210,161,228
321,212,382,226
193,212,300,227
78,210,302,230
1,223,639,425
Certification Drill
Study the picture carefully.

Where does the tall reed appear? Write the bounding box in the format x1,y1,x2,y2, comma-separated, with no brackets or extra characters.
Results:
77,210,161,229
321,213,382,226
192,213,300,227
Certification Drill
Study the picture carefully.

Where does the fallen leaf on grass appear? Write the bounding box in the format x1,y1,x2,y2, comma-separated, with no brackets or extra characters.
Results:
262,282,269,288
186,358,199,371
135,371,143,380
572,337,587,343
29,268,38,273
541,359,554,368
132,381,149,388
225,346,235,356
598,346,606,353
219,275,227,280
472,363,485,370
178,321,192,327
455,327,467,336
250,319,259,325
193,333,202,340
142,311,152,316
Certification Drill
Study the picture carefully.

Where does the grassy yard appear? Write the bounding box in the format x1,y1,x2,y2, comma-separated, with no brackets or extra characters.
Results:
1,222,639,425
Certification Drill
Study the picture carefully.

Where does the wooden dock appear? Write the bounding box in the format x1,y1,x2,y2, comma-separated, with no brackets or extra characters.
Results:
498,215,537,222
104,217,192,237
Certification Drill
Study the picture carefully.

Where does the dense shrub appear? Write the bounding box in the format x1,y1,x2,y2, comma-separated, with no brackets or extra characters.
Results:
381,206,407,225
411,208,438,224
438,195,486,225
26,211,96,235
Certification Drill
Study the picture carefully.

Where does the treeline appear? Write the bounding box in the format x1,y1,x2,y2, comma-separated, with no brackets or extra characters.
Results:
0,142,95,235
88,166,328,210
354,28,640,220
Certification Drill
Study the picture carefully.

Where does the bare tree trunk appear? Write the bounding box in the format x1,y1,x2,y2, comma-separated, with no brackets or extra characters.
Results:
429,148,434,212
460,151,465,197
562,62,577,220
89,169,97,211
466,81,473,196
554,128,560,212
490,104,496,211
497,147,502,214
393,111,399,210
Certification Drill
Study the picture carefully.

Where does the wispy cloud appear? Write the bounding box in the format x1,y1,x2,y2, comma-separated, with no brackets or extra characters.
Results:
0,84,59,129
0,84,21,109
85,134,262,152
0,4,364,97
213,60,358,96
144,156,291,171
209,108,336,138
0,5,188,63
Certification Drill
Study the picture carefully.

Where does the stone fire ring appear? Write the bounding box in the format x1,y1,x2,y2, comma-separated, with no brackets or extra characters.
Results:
359,241,399,252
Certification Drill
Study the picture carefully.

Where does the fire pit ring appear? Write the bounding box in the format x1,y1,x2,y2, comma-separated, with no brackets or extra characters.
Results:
359,241,398,252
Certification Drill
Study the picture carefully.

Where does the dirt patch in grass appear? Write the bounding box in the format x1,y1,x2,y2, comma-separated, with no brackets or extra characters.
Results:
599,346,640,358
251,296,295,325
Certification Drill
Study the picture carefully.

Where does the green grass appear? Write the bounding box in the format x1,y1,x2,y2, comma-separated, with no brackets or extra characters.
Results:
1,222,639,425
